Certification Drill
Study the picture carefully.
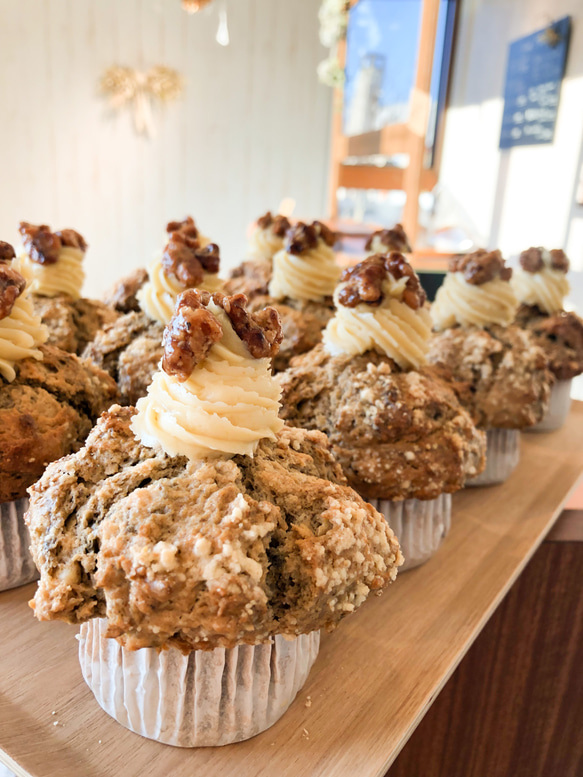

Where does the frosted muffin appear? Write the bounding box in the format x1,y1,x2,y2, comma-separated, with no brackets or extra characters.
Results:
365,223,412,256
85,218,223,405
27,290,401,746
224,211,291,299
512,247,583,431
429,249,552,484
249,220,340,371
279,253,486,570
17,222,117,354
0,242,118,590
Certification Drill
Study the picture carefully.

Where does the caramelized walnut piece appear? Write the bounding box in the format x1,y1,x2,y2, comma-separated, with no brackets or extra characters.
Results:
166,216,199,240
162,232,220,288
0,244,26,320
285,221,337,255
519,247,544,273
19,222,61,265
161,289,222,381
214,292,283,358
550,249,569,273
338,252,426,311
365,224,412,253
449,249,512,285
256,212,291,237
55,229,88,252
0,241,16,263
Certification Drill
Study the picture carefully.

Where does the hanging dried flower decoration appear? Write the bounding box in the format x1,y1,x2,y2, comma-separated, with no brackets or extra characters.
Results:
182,0,214,13
318,0,349,89
99,65,184,137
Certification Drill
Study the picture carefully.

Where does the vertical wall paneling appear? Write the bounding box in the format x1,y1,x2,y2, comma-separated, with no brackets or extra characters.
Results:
0,0,332,295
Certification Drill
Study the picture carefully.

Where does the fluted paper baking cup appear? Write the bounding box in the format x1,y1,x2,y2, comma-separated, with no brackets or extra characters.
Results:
467,428,520,486
0,498,38,591
79,619,320,747
368,493,452,572
527,379,572,433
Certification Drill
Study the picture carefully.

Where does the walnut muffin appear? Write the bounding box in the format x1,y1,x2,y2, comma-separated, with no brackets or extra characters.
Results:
429,249,553,483
0,243,118,589
84,217,223,404
27,291,401,746
512,247,583,381
279,253,486,569
224,211,291,299
236,220,339,371
17,222,117,354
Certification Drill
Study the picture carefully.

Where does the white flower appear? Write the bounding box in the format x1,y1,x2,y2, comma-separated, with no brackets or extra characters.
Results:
318,0,348,48
317,57,345,88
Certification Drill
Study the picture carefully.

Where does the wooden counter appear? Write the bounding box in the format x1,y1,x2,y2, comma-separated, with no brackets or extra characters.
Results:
1,404,582,777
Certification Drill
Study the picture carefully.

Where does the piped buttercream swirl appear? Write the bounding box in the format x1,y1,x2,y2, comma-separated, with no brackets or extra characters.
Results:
138,258,224,326
431,272,518,330
131,302,283,460
323,278,432,369
18,245,85,299
246,227,286,262
269,240,339,302
0,289,48,382
511,262,570,315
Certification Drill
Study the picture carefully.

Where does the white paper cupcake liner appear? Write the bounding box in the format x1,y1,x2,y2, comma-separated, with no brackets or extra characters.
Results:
0,497,38,592
526,379,572,433
79,618,320,747
467,428,520,486
368,493,452,572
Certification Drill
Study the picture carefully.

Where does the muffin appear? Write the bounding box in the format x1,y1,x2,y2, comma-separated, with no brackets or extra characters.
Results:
0,242,118,590
84,217,223,405
224,211,291,299
248,220,340,371
27,290,401,747
365,223,412,256
512,247,583,431
17,222,117,354
429,249,553,485
278,253,486,570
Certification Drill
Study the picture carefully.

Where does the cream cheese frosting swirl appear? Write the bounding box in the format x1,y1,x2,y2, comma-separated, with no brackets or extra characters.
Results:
269,221,339,302
19,245,85,299
0,244,48,382
17,223,88,299
431,250,518,330
138,257,223,326
246,212,290,261
132,292,284,460
511,247,570,315
323,253,431,370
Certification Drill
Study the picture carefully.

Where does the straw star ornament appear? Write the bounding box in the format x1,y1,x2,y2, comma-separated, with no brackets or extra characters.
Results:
99,65,184,137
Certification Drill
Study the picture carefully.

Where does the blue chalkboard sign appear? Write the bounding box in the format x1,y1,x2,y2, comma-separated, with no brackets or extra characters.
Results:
499,16,571,149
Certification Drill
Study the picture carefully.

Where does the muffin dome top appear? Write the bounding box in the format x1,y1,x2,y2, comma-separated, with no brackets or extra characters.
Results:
278,345,486,500
27,405,402,651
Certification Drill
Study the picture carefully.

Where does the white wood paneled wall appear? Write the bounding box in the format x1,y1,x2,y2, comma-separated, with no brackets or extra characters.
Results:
0,0,332,295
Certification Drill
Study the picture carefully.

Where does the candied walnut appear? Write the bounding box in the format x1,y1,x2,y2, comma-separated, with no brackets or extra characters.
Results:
256,212,291,237
449,249,512,285
0,241,16,263
314,221,337,247
162,232,220,287
215,292,283,359
338,252,426,311
56,229,88,252
161,290,222,381
550,249,569,273
0,262,27,320
102,267,149,313
365,224,412,253
519,247,544,273
19,222,61,265
166,216,199,240
285,221,337,255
